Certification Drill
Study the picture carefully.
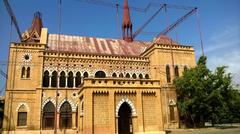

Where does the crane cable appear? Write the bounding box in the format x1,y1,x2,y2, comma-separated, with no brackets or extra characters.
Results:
116,0,121,39
196,9,204,56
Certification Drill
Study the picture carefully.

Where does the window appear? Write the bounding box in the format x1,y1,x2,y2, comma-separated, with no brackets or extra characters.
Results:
95,71,106,78
68,72,74,88
43,71,49,87
26,67,30,78
80,101,84,116
21,67,26,78
174,66,179,78
75,72,81,87
125,73,130,78
42,102,55,129
17,105,27,126
83,72,88,78
60,71,66,87
169,106,175,121
145,74,149,79
119,73,123,78
166,65,171,83
139,74,143,79
112,73,117,77
17,112,27,126
60,102,72,128
132,73,137,79
51,71,57,87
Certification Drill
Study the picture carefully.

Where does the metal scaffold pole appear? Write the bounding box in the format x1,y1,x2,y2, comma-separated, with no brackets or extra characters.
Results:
54,0,62,134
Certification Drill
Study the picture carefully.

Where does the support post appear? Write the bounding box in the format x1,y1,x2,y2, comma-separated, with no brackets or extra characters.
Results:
49,75,52,87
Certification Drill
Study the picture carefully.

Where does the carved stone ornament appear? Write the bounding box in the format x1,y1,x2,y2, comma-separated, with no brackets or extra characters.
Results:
22,53,32,62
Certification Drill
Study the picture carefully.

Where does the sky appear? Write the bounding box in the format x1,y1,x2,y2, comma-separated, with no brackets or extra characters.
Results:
0,0,240,94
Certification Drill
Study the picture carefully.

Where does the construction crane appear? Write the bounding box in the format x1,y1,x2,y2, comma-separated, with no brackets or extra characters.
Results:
156,7,198,37
0,68,7,79
75,0,153,12
132,4,166,39
3,0,22,41
74,0,198,39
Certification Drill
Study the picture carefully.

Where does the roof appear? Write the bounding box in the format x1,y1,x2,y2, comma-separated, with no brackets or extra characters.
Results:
154,35,180,45
47,34,151,56
47,34,180,56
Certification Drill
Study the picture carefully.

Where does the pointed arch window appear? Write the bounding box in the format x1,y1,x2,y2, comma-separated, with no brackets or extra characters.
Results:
60,71,66,87
132,73,137,79
166,65,171,83
83,72,88,78
60,102,72,128
21,67,26,78
119,73,124,78
139,74,143,79
174,66,179,78
43,71,50,87
126,73,130,78
75,72,81,87
17,105,27,126
42,102,55,129
51,71,57,87
26,67,30,78
112,73,117,78
68,72,74,88
80,101,84,116
145,74,149,79
170,106,175,121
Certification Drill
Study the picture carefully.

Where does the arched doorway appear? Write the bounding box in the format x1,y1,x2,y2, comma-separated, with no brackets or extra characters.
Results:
42,101,55,129
60,101,72,128
118,102,133,134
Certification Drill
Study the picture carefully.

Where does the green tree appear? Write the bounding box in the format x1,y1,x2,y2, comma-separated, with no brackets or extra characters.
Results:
174,56,240,128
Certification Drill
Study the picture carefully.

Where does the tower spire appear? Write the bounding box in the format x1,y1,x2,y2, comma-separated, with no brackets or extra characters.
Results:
122,0,133,42
22,11,43,42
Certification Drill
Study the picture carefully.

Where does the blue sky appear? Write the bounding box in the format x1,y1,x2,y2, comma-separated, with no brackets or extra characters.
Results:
0,0,240,94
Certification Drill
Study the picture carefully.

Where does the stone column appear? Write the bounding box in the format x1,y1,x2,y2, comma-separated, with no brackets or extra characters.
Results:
72,112,77,129
49,75,52,87
83,90,93,134
81,76,84,84
115,116,119,134
156,89,164,131
136,90,143,132
109,91,115,133
73,76,76,88
132,116,138,134
65,75,68,88
57,75,60,88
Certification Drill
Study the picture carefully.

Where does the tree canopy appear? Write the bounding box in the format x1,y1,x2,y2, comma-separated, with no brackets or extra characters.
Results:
174,56,240,128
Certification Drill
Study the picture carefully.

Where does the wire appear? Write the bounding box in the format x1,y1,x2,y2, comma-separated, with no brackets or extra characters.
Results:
74,0,194,12
116,1,121,39
196,9,204,56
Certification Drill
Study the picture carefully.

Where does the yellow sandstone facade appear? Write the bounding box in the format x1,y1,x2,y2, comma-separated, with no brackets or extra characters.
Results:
2,6,196,134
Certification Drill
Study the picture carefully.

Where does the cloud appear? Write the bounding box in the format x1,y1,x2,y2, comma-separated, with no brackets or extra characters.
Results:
205,24,240,85
204,25,240,54
207,50,240,83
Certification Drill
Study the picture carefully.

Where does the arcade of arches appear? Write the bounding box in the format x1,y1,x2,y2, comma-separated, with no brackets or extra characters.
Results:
3,1,196,133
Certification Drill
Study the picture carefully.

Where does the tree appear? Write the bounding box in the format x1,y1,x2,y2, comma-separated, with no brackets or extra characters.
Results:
174,56,240,128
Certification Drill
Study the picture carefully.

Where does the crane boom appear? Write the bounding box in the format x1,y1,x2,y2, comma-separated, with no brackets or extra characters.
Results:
133,4,165,39
0,68,7,79
157,7,197,37
3,0,22,41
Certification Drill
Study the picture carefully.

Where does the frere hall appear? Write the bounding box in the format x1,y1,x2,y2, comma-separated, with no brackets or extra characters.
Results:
3,0,196,133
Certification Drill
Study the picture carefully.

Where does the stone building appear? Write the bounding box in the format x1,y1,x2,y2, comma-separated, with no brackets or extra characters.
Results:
3,0,196,134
